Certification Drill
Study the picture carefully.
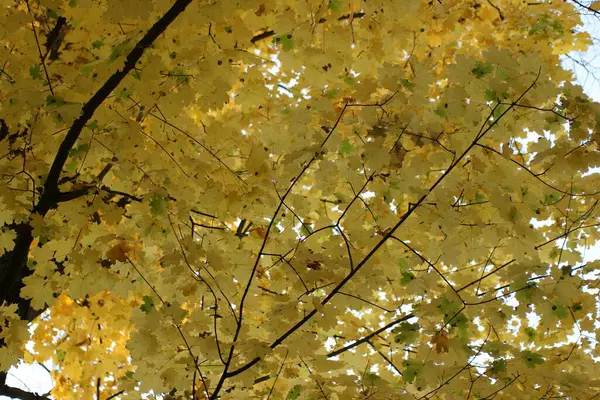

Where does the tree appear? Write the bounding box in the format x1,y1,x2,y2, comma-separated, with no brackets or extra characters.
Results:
1,0,600,398
562,0,600,97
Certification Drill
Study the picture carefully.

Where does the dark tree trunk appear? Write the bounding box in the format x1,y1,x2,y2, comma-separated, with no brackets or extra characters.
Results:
0,1,193,398
0,224,36,321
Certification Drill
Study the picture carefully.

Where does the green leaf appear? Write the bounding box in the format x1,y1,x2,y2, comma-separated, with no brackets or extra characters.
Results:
109,40,132,62
45,95,66,107
440,297,460,316
328,0,342,11
325,88,339,99
140,296,154,313
363,373,380,384
474,193,486,202
334,192,345,203
69,144,89,157
522,350,545,368
492,104,508,120
149,195,167,216
286,385,301,400
561,265,572,276
400,79,416,89
80,65,92,76
393,322,420,344
29,64,42,80
343,75,356,85
485,89,497,102
300,223,313,237
491,359,506,374
398,258,410,271
451,313,469,330
434,105,446,118
66,161,77,172
509,205,519,222
542,192,559,205
529,18,563,35
497,310,507,321
440,297,469,331
383,189,393,204
338,140,354,156
515,283,535,302
274,34,294,51
552,303,568,320
91,40,103,49
402,360,422,384
471,62,493,78
400,271,415,285
56,349,66,363
119,88,134,99
524,327,536,340
169,67,191,84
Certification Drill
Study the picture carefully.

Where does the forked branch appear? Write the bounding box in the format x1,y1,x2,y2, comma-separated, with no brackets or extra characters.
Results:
209,67,542,399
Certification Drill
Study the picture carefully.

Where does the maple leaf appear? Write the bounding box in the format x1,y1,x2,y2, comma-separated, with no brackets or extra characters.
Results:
140,295,154,313
430,332,450,354
105,240,133,264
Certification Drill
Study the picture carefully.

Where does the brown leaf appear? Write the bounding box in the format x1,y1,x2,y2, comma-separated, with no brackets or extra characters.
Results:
106,241,132,264
307,260,322,270
250,226,267,239
390,145,406,169
430,332,449,354
255,4,266,16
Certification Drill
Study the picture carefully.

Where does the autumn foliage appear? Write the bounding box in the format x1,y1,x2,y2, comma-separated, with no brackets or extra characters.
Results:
2,0,600,399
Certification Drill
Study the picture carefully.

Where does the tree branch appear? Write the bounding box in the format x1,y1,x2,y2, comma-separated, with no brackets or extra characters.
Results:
0,0,193,322
217,69,541,386
326,313,415,358
0,385,50,400
34,0,193,215
0,372,50,400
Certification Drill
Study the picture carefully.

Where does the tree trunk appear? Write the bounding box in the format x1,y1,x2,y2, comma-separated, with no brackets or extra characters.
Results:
0,223,37,321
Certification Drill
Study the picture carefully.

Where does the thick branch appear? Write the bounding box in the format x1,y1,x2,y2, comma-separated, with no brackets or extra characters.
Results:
35,0,193,215
0,385,50,400
0,372,50,400
0,0,193,322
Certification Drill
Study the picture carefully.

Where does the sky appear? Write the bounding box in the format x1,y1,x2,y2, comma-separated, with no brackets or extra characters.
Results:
564,9,600,103
3,7,600,400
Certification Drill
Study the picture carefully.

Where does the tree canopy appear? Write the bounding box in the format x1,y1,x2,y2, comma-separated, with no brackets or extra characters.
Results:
2,0,600,398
